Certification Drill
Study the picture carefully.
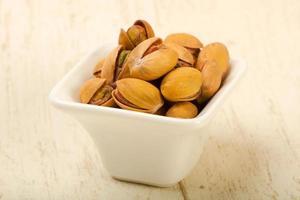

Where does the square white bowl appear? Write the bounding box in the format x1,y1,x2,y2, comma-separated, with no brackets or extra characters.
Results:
49,44,246,187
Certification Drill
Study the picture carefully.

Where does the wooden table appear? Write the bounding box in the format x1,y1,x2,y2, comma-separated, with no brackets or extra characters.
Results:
1,0,300,199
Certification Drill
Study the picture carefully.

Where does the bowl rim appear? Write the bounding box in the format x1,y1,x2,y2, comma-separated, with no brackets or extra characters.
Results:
49,46,247,127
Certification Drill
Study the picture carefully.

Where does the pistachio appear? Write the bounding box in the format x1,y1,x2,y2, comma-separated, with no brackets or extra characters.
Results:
122,37,178,81
161,67,203,102
101,46,130,84
127,25,147,46
166,102,198,119
196,42,230,79
112,78,164,113
164,42,194,67
134,19,155,38
197,60,222,104
165,33,203,50
118,19,155,50
93,58,105,78
119,29,135,50
79,78,115,107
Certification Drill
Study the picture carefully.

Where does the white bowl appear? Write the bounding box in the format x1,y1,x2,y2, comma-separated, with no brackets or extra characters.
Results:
49,44,246,187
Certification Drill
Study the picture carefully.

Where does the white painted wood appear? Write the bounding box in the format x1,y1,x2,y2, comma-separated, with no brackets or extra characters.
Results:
0,0,299,199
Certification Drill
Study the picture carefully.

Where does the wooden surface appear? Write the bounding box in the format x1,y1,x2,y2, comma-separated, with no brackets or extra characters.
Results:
1,0,300,199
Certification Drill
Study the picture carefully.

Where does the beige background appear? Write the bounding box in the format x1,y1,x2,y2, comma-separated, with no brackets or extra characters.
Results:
1,0,300,199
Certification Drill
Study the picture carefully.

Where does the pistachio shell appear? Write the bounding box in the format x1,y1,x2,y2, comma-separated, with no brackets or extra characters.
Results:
161,67,203,102
197,61,222,104
112,78,164,113
119,37,162,80
166,102,198,118
102,96,116,107
127,25,147,46
196,42,230,78
90,84,114,105
118,29,135,50
101,45,123,84
130,47,178,81
165,33,203,49
93,58,105,77
79,78,106,103
134,19,155,38
164,42,194,66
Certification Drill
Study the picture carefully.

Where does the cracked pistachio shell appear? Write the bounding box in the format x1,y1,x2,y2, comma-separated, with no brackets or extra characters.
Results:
130,46,178,81
101,45,123,84
166,102,198,119
93,58,105,77
161,67,203,102
112,78,164,113
79,78,115,107
118,29,135,50
134,19,155,38
165,33,203,49
127,25,147,46
197,61,222,104
118,37,162,80
164,42,194,66
196,42,230,78
118,20,155,50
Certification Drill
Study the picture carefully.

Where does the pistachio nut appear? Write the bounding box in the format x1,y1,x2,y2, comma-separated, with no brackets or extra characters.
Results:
164,42,194,67
118,19,155,50
79,78,115,107
196,42,230,79
101,45,131,84
112,78,164,113
166,102,198,118
197,60,222,104
93,58,105,77
122,37,178,81
161,67,203,102
165,33,203,56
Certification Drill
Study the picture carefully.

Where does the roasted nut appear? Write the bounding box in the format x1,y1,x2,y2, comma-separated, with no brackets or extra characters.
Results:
161,67,203,102
118,19,155,50
79,78,115,107
101,45,131,84
196,42,230,79
112,78,164,113
197,60,222,104
166,102,198,118
93,58,105,77
122,37,178,81
164,42,194,67
165,33,203,58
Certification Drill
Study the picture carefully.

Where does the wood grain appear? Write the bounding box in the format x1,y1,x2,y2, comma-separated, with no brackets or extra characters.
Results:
0,0,299,199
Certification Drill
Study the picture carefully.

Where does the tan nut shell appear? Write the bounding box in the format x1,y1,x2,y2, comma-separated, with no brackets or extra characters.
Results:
112,78,164,113
164,42,194,66
165,33,203,49
134,19,155,38
166,102,198,118
196,42,230,78
118,29,135,50
101,45,123,84
118,37,162,80
161,67,203,102
93,58,105,77
197,61,222,103
130,47,178,81
79,78,106,104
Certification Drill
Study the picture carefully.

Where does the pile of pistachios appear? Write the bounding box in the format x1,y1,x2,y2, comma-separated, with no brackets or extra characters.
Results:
79,20,230,119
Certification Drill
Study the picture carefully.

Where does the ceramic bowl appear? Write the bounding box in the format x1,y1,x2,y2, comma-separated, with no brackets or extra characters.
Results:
49,44,246,187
